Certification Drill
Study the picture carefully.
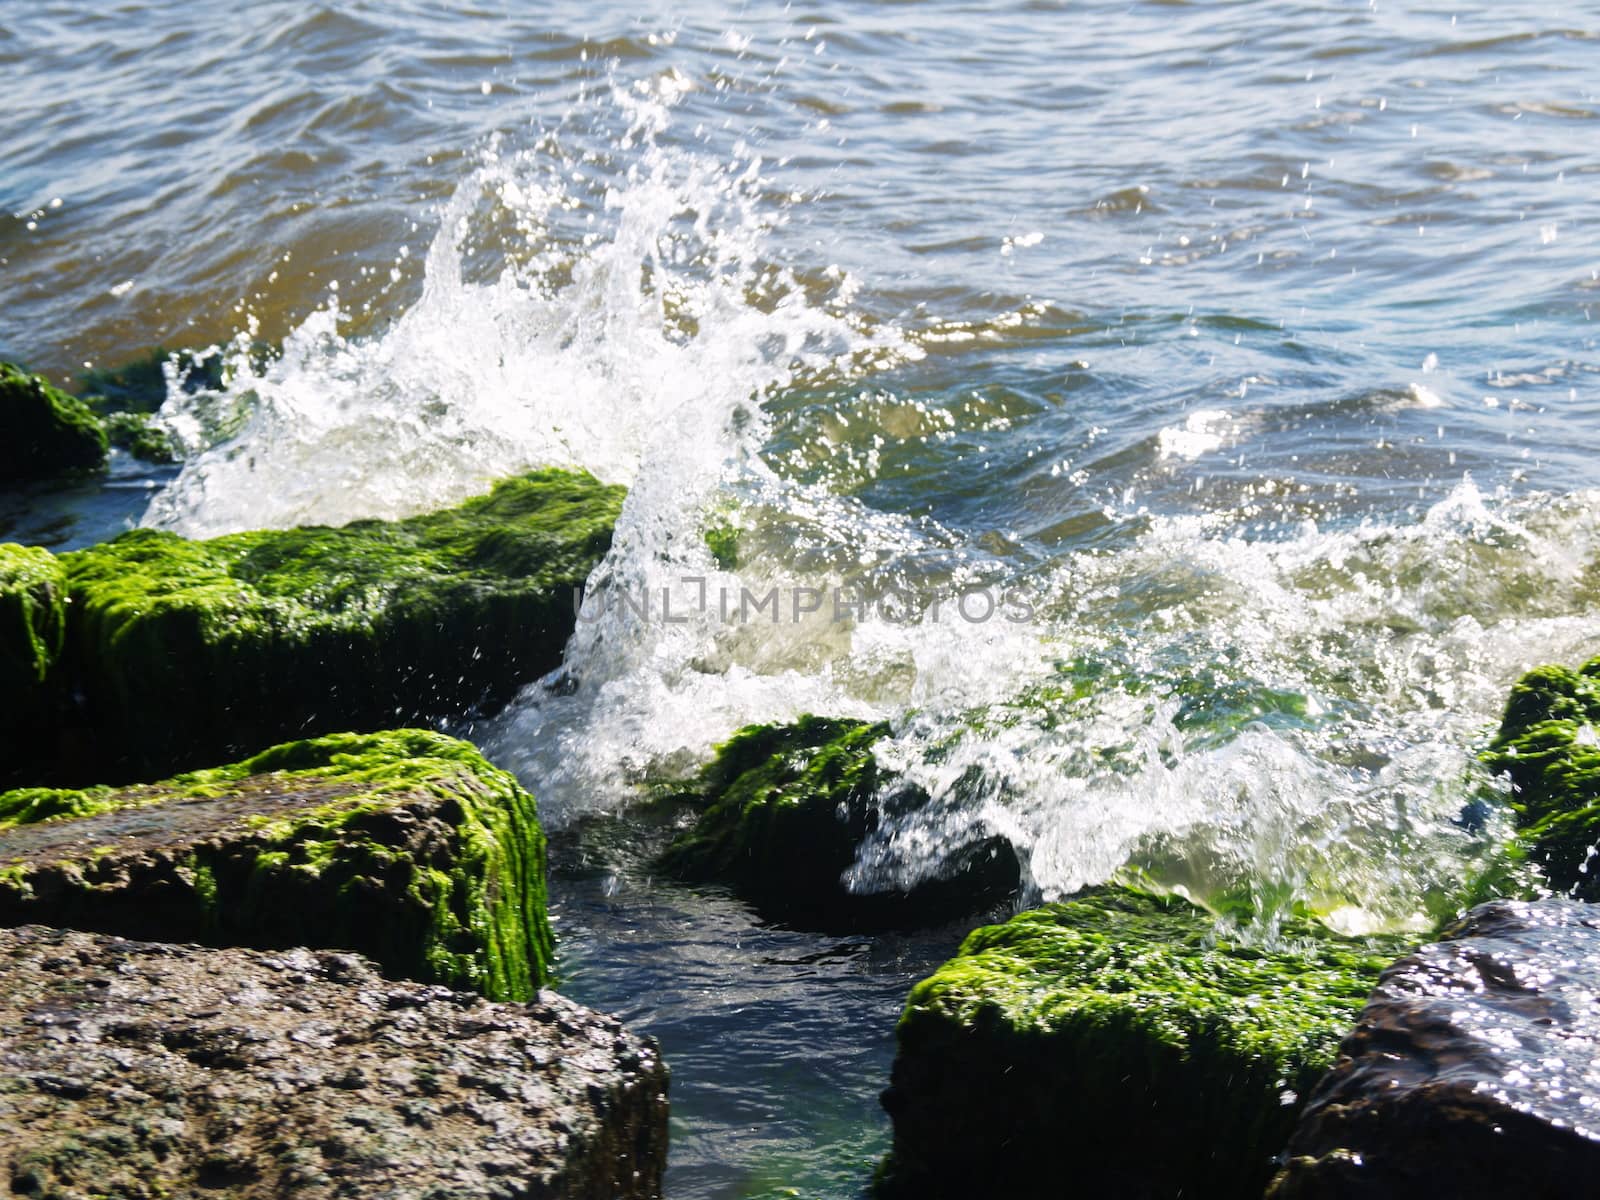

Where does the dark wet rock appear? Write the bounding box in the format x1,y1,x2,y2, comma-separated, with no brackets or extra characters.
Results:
0,729,553,1000
0,924,667,1199
0,361,108,482
878,886,1405,1200
1482,657,1600,898
657,716,1020,931
1268,898,1600,1199
0,544,72,780
5,468,623,785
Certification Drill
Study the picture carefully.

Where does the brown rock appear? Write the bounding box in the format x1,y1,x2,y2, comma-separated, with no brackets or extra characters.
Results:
0,925,667,1198
1267,899,1600,1199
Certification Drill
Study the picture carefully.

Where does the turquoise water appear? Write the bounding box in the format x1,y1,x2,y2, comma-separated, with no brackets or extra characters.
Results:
5,2,1600,1195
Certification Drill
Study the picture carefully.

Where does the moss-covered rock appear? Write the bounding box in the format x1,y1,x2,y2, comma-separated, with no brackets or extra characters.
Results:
76,345,278,461
33,468,622,781
1482,657,1600,898
76,344,274,414
878,886,1406,1199
658,716,1020,931
0,728,553,999
0,361,108,482
0,544,69,775
78,347,198,412
0,543,65,697
103,410,180,463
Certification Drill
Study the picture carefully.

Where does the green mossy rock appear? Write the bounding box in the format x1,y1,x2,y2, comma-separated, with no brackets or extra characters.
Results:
0,545,69,772
0,728,553,999
0,361,108,483
103,410,180,463
0,543,66,697
1483,657,1600,898
48,468,622,781
76,344,274,414
77,345,279,461
78,346,202,412
659,716,1019,932
878,886,1406,1200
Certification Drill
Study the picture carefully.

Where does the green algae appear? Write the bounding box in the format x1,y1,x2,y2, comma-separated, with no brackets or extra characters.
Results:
0,729,553,999
51,468,622,779
0,784,115,829
1483,657,1600,899
0,544,66,695
903,888,1393,1060
76,344,275,414
659,716,1018,931
102,411,179,464
880,885,1406,1199
0,545,69,782
0,361,108,482
663,717,887,866
659,717,889,918
703,521,740,571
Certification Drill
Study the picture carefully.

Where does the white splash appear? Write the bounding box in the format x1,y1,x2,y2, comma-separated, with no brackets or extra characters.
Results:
847,482,1600,930
1407,381,1445,408
1158,408,1231,460
144,75,902,537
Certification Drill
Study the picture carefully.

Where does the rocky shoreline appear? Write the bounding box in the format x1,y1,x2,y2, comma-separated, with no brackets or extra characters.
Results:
7,352,1600,1196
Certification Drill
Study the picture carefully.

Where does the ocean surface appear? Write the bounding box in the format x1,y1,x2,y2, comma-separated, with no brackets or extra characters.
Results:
4,1,1599,1194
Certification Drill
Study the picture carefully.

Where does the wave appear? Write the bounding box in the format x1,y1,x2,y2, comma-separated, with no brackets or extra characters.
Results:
136,71,1600,935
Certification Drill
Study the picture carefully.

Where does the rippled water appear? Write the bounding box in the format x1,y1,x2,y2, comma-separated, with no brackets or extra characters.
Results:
5,1,1599,1195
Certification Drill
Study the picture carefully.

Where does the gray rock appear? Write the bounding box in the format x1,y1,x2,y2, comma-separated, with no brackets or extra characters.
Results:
1268,899,1600,1199
0,925,667,1199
